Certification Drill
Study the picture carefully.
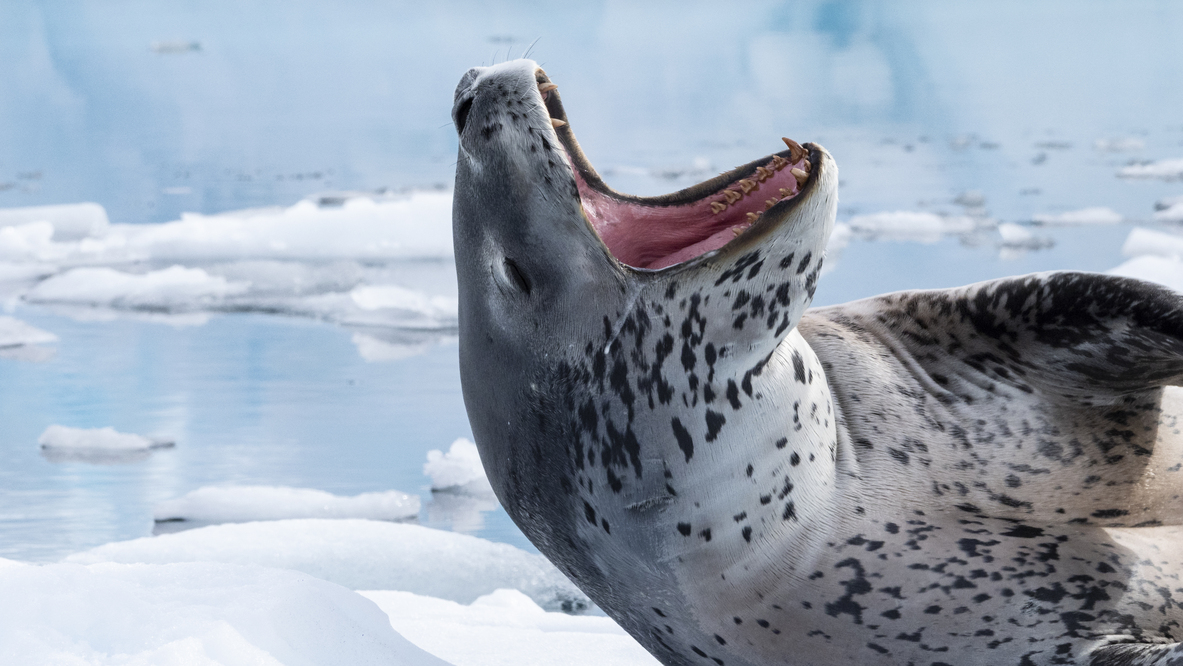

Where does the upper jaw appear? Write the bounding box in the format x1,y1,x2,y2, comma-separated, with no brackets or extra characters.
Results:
454,59,833,276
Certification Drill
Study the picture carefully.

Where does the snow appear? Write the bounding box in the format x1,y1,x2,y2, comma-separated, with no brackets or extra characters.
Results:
153,486,421,524
424,438,493,494
1118,158,1183,180
0,558,449,666
363,589,660,666
844,211,981,243
66,519,592,612
39,424,173,452
0,315,57,347
1031,207,1122,225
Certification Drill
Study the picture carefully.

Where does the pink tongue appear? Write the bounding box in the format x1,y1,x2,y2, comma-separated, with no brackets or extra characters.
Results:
646,227,738,270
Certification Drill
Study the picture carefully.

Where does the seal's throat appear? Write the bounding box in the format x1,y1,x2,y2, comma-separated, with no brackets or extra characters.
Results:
537,71,815,271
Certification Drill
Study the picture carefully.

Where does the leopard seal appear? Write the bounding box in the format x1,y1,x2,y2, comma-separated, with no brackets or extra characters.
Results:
451,59,1183,666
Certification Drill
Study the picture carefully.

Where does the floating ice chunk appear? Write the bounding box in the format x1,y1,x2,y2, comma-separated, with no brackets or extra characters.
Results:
0,559,448,666
1094,138,1145,153
0,202,109,241
0,221,62,262
128,191,454,262
352,284,458,319
1119,158,1183,180
826,222,853,253
846,211,979,243
26,265,249,309
39,424,173,452
363,589,659,666
1031,207,1122,225
1154,199,1183,223
1156,196,1183,211
425,438,493,494
1108,255,1183,294
998,223,1033,244
67,519,591,612
0,316,57,348
154,485,421,524
1121,228,1183,260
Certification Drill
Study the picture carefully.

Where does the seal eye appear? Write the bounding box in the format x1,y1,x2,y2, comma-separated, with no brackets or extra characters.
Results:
502,258,532,295
454,97,473,135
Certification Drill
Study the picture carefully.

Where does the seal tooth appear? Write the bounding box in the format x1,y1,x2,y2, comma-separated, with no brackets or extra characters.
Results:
723,190,742,204
803,159,812,172
765,199,778,210
782,137,806,163
779,188,794,198
551,118,567,128
770,155,789,171
732,225,745,237
538,82,558,94
710,202,727,214
745,212,760,223
790,168,808,186
755,166,773,182
738,179,756,194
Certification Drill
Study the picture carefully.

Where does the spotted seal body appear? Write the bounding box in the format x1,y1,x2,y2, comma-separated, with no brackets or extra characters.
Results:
451,59,1183,666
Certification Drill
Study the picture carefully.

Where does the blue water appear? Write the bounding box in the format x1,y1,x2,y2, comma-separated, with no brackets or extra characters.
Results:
1,1,1182,561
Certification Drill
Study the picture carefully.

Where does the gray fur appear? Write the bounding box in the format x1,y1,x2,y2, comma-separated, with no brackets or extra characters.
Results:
452,60,1183,666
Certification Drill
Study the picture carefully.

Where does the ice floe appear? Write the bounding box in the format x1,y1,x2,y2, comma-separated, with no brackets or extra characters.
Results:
38,424,174,463
0,315,57,348
0,193,458,339
1154,197,1183,223
1031,207,1122,225
0,558,448,666
1108,227,1183,293
67,519,591,612
365,588,659,666
154,486,421,524
27,265,250,310
0,202,109,241
1094,138,1145,153
423,439,500,533
845,211,984,243
1118,158,1183,181
425,438,493,494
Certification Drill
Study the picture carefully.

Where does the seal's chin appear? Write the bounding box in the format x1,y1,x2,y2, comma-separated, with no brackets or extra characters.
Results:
536,69,815,271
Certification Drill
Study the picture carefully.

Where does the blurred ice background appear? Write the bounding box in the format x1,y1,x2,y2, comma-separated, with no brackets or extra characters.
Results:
1,1,1183,663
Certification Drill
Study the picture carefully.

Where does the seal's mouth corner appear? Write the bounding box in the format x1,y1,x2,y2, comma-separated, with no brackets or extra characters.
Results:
532,69,818,272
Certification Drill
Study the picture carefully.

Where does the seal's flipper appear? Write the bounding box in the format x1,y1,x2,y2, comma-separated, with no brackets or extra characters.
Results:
800,271,1183,525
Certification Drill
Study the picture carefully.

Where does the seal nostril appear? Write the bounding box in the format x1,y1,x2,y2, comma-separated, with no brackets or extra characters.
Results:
503,258,531,295
454,97,473,135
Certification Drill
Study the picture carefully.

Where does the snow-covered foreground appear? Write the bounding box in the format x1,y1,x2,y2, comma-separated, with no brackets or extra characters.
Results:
366,589,659,666
0,518,663,666
0,558,451,666
67,519,590,612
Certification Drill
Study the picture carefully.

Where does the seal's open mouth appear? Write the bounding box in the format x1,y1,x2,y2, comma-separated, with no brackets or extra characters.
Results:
535,69,815,271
